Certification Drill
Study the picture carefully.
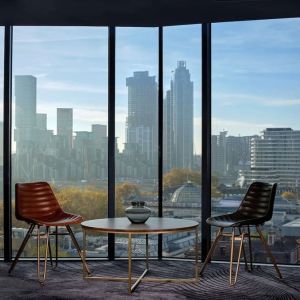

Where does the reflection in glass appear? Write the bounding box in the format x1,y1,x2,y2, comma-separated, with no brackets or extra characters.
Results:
12,27,108,258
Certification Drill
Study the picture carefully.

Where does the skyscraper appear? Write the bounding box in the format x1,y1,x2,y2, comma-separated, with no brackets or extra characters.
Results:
15,75,37,129
163,89,174,172
57,108,73,153
172,61,193,169
14,75,38,180
125,71,157,163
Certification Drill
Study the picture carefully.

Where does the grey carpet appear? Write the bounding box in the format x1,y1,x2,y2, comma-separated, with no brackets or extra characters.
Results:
0,260,299,299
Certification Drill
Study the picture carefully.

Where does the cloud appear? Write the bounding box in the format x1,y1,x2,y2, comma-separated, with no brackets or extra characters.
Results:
212,117,272,136
214,92,300,107
39,80,108,94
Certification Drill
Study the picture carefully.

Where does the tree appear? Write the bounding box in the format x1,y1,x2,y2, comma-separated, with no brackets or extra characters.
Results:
116,182,141,216
281,191,297,201
163,168,201,189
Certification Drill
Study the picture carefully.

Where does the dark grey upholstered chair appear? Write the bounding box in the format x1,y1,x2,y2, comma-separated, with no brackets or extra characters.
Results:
199,181,282,285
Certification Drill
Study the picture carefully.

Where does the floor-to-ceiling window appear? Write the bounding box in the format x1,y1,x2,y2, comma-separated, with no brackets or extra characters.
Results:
115,27,158,257
163,25,201,258
12,27,108,258
0,27,4,257
212,19,300,264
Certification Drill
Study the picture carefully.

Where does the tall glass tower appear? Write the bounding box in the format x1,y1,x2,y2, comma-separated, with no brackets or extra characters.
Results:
172,61,193,169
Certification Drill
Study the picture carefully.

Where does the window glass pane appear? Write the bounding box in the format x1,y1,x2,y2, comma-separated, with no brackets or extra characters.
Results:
12,27,108,258
0,27,4,257
212,19,300,264
116,27,158,257
163,25,202,258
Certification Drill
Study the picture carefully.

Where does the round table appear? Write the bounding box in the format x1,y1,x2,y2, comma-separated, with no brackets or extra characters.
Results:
81,217,199,293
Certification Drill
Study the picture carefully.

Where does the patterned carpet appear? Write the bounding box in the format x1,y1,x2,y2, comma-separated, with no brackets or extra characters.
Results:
0,260,299,299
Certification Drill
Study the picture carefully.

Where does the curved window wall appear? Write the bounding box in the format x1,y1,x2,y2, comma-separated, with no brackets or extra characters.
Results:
0,19,299,264
212,19,300,264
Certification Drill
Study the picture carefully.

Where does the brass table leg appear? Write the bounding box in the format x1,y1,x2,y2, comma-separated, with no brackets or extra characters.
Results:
195,226,199,280
82,229,88,278
146,234,149,270
199,227,223,276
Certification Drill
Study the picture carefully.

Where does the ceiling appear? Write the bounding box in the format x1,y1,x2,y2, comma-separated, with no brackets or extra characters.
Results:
0,0,299,26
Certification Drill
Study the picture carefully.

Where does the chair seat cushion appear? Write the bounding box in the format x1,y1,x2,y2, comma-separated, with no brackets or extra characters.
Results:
26,211,83,226
206,213,262,227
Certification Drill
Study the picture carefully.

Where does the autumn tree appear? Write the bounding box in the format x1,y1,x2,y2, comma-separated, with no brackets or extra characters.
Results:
281,191,297,201
163,168,201,189
115,182,141,216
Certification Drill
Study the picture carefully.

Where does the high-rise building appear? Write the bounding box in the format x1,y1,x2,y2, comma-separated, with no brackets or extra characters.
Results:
15,75,37,129
125,71,157,163
57,108,73,153
172,61,193,169
36,113,47,130
163,89,174,172
14,75,38,181
240,128,300,189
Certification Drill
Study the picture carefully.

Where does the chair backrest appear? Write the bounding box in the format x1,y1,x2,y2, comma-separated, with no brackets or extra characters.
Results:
236,181,277,222
15,182,63,222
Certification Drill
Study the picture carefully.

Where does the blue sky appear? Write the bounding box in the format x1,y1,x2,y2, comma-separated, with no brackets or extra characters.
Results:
2,18,300,155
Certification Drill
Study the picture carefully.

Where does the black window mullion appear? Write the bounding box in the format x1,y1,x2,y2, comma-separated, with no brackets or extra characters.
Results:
3,25,13,262
108,26,116,260
201,23,212,262
158,26,163,259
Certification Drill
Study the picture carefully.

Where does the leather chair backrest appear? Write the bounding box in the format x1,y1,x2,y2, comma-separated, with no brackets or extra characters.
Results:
15,182,62,222
236,181,277,222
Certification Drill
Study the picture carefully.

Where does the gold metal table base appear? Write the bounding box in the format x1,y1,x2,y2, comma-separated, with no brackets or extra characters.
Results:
82,226,199,293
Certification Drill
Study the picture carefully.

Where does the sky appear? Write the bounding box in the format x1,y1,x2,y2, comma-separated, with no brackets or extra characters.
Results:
1,18,300,155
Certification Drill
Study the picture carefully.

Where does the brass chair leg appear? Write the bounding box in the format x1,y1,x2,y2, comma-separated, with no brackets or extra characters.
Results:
256,225,282,279
37,226,50,284
229,228,245,285
9,224,35,274
55,226,58,268
238,227,250,272
48,228,53,268
66,225,90,275
199,227,223,276
247,225,253,271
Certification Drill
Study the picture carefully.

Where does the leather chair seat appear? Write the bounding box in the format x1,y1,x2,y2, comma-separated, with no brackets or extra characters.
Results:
206,213,263,228
25,211,83,227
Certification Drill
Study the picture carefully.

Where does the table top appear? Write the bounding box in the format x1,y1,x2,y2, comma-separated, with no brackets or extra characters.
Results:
81,217,199,234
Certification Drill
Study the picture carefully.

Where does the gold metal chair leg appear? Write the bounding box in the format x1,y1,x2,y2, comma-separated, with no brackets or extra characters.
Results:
229,228,245,285
256,225,282,279
9,224,35,274
55,226,58,268
247,225,253,271
37,226,50,284
48,228,53,268
199,227,223,276
66,225,90,275
238,227,250,272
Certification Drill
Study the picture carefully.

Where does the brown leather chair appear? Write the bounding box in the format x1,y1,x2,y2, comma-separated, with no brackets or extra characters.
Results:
199,182,282,285
9,182,90,283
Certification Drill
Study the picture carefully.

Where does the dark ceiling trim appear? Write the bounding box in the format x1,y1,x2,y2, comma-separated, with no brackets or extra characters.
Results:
0,0,299,27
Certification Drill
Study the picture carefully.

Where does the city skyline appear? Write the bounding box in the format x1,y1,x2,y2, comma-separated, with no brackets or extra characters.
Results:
5,19,300,156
